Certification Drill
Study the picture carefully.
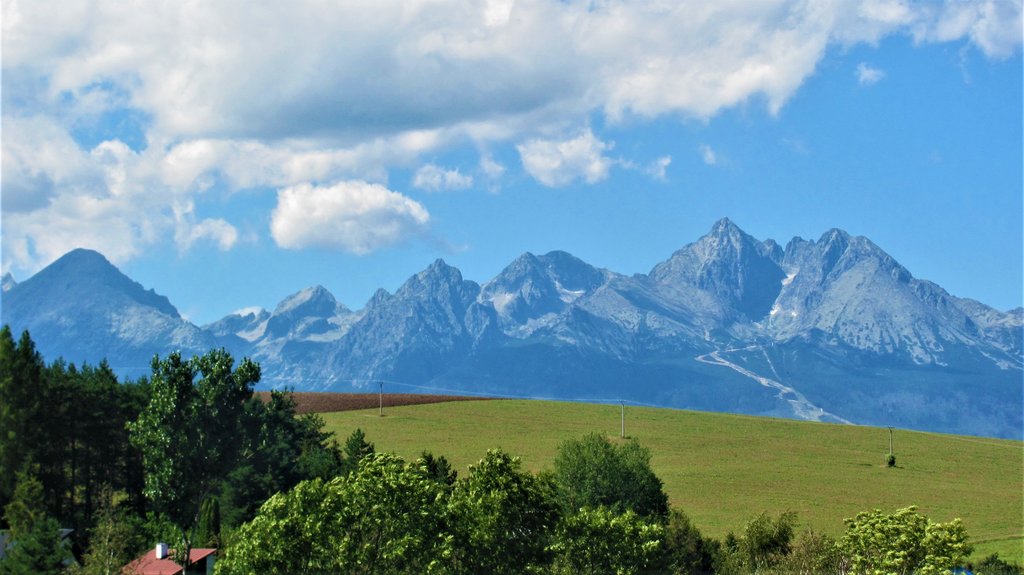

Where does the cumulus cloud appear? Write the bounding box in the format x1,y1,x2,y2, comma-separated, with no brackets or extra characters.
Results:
173,201,239,252
413,164,473,192
2,0,1020,272
7,1,1018,143
857,62,886,85
517,130,614,187
270,181,430,254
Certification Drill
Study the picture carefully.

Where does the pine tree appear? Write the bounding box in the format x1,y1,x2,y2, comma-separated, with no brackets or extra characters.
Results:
0,467,71,575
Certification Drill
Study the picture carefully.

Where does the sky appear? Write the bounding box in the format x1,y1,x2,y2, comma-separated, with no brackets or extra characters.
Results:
2,0,1021,325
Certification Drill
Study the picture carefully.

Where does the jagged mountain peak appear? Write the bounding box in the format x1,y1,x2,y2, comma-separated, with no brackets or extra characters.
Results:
397,259,478,300
480,249,606,323
650,220,785,319
274,285,343,315
710,216,740,234
261,284,352,341
785,229,910,284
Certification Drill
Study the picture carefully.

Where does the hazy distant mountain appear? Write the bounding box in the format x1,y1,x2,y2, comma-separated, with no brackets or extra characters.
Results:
1,249,215,378
4,221,1021,438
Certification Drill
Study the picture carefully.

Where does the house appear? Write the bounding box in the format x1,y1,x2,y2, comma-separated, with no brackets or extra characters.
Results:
123,544,217,575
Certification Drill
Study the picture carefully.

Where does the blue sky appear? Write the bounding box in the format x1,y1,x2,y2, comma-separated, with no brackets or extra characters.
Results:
2,1,1021,324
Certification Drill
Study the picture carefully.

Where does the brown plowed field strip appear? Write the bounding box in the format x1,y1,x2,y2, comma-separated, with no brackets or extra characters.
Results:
255,391,497,414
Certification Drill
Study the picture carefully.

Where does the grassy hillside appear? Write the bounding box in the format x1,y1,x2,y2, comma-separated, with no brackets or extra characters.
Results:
321,399,1023,563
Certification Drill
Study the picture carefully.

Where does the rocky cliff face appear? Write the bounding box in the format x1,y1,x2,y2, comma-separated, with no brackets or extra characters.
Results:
5,223,1020,438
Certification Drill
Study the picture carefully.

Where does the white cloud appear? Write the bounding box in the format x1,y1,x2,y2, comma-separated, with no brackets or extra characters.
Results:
173,201,239,252
857,62,886,85
413,164,473,192
517,130,614,187
646,156,672,180
479,153,506,180
7,1,1017,144
699,144,718,166
3,0,1019,271
270,181,430,254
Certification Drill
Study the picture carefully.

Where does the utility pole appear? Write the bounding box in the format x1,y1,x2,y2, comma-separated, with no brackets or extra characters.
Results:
379,381,384,417
620,401,625,438
888,427,893,456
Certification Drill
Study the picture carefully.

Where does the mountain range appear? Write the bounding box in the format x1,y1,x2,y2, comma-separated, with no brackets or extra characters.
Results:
3,218,1021,438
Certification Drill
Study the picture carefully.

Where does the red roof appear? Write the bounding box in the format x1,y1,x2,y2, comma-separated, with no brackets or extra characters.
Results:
123,548,216,575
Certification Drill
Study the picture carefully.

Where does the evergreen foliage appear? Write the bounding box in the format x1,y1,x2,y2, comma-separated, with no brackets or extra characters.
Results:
340,428,375,475
663,509,716,575
196,497,220,548
976,553,1024,575
0,467,72,575
416,451,457,487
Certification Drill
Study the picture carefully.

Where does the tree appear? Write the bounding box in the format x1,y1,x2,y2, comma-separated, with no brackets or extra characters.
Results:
839,506,972,575
0,328,46,515
75,490,147,575
416,451,457,487
195,497,220,548
340,428,375,475
446,449,559,574
219,390,342,528
766,529,840,575
740,511,797,572
0,466,72,575
216,453,450,575
976,553,1024,575
552,433,668,518
548,506,664,575
662,509,715,575
127,349,259,573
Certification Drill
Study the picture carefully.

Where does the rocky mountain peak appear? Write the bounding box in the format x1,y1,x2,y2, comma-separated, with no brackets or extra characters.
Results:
273,285,343,316
264,285,349,340
650,220,785,319
17,248,181,318
397,259,479,302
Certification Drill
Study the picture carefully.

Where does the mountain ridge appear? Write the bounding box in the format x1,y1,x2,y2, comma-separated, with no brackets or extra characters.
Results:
3,221,1020,438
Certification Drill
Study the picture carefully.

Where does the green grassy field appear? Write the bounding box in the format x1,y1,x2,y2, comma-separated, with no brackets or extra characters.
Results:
321,399,1024,563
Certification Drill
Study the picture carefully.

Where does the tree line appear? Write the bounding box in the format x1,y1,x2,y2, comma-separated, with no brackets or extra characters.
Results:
0,327,350,574
1,326,1020,575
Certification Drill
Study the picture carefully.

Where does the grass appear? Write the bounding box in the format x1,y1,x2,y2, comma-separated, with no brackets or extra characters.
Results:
321,399,1024,563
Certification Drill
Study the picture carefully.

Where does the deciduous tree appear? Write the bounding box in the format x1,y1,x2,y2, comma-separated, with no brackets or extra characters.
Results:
127,349,259,573
839,506,971,575
548,506,664,575
552,433,668,518
217,453,450,575
446,449,559,574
